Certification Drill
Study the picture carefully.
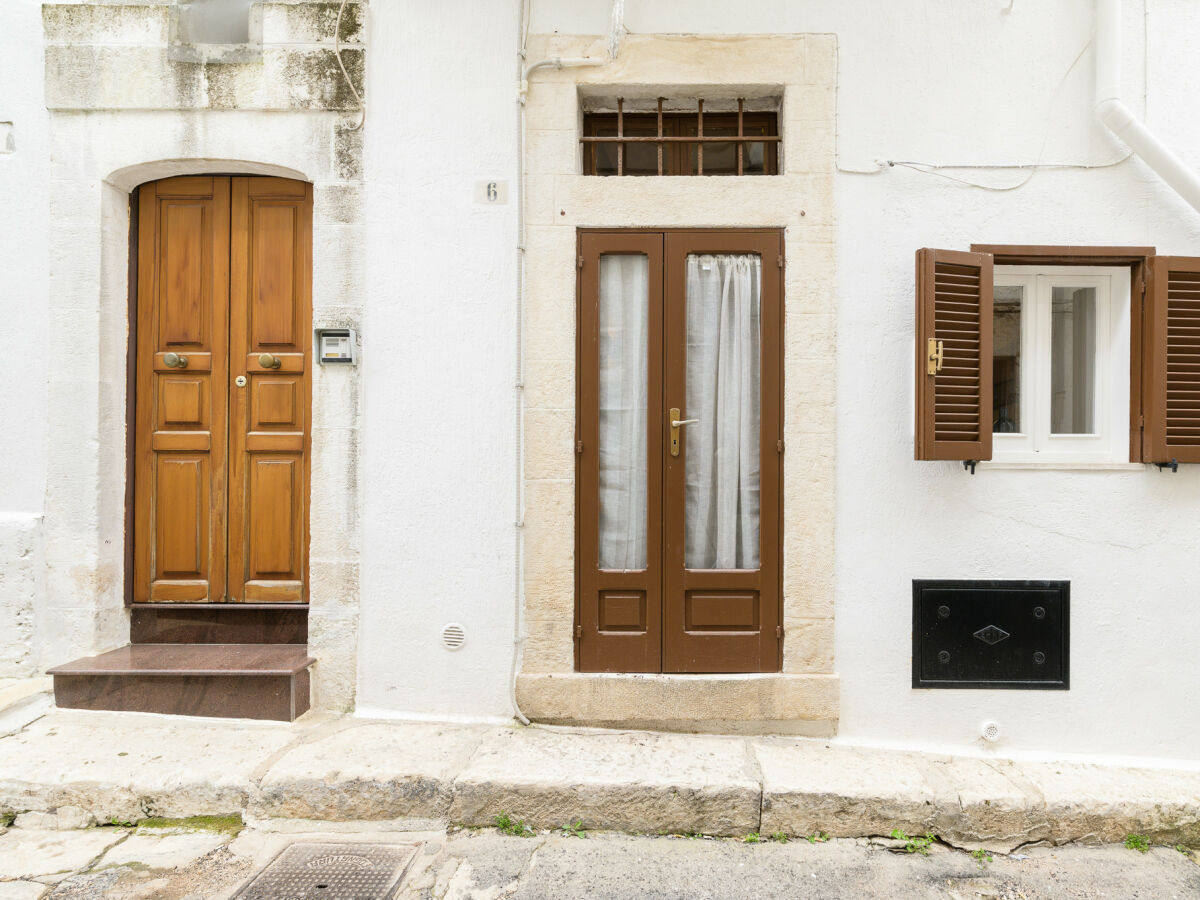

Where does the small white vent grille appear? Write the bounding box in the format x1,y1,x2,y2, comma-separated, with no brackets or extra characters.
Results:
441,623,466,651
981,721,1001,743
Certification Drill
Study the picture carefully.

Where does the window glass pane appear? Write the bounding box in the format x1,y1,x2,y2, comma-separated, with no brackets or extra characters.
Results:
1050,286,1096,434
593,125,663,176
684,254,761,570
598,254,649,570
993,285,1023,433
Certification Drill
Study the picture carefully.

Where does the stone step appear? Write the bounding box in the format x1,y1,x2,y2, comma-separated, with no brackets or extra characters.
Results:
130,603,308,645
47,644,314,722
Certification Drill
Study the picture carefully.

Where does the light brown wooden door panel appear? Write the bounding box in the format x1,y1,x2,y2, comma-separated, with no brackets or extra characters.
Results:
134,177,229,604
228,177,312,604
133,175,311,605
576,230,783,674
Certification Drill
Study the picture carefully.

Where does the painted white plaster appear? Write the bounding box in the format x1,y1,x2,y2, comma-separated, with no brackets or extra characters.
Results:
356,0,519,718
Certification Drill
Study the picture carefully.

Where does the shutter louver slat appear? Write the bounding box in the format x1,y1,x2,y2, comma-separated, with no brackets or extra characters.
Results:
915,248,993,462
1147,256,1200,462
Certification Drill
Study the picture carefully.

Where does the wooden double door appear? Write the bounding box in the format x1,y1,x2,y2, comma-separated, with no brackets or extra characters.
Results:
133,176,312,604
576,230,783,673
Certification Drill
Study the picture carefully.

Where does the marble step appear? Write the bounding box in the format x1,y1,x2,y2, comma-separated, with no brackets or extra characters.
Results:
48,644,314,721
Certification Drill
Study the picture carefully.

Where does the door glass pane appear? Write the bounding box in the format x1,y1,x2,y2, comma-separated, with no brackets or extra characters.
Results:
684,254,761,569
1050,286,1096,434
993,285,1023,433
598,254,649,570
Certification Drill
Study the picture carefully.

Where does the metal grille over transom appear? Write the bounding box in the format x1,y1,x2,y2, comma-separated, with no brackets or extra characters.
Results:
233,842,418,900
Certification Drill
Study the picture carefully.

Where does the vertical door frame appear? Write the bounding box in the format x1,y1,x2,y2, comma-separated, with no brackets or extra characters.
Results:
574,227,785,674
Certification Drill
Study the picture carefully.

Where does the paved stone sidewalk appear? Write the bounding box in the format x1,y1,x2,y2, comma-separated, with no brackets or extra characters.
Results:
1,705,1199,855
0,821,1197,899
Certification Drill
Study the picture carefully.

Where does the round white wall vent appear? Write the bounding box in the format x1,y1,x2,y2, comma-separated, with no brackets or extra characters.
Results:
981,721,1002,743
441,623,466,651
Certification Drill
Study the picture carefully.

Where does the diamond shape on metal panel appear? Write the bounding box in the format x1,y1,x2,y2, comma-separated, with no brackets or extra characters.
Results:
233,842,419,900
973,624,1011,646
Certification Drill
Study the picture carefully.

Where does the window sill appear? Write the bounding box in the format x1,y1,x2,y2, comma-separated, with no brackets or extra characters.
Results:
978,460,1147,471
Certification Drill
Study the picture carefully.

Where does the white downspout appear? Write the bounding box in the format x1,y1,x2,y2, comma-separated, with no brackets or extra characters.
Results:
1095,0,1200,213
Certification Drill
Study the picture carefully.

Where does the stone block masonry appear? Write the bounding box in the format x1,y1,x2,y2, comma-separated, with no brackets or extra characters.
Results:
1,710,1197,853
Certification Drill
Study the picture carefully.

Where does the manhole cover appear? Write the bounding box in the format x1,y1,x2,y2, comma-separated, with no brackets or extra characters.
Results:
233,842,419,900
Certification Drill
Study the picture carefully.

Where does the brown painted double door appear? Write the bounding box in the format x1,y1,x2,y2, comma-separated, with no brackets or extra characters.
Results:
133,176,312,604
577,230,782,673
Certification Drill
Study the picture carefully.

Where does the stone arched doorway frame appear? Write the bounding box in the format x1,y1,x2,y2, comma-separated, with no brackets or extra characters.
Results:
43,137,363,712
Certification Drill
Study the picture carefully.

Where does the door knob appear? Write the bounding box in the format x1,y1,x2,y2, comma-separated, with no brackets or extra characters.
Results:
258,353,282,369
163,352,188,369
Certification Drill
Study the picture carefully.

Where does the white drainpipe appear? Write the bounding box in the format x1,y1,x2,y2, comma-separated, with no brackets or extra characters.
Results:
1095,0,1200,213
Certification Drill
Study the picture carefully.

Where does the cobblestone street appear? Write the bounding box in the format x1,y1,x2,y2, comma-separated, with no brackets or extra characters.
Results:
1,820,1197,899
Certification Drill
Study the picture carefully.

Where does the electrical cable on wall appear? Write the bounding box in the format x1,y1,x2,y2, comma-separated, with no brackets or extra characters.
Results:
843,34,1130,191
335,0,365,132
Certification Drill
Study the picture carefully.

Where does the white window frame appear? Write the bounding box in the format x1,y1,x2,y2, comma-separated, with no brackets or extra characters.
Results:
991,265,1130,464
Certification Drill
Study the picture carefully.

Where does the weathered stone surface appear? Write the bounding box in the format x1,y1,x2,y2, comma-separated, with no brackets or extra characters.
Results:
756,739,937,841
1023,761,1200,845
0,828,126,880
55,805,97,830
96,831,230,870
0,882,47,900
450,727,761,837
516,673,839,735
0,711,296,822
253,722,492,821
13,811,58,830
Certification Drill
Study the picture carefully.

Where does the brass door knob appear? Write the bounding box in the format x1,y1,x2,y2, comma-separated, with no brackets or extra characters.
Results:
163,352,188,369
258,353,282,369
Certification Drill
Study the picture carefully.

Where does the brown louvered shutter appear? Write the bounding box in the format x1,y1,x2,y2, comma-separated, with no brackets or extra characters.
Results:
915,248,993,461
1145,256,1200,463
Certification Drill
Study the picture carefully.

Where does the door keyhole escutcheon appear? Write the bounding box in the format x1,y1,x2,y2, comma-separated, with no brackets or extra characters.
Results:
235,375,247,387
669,407,699,457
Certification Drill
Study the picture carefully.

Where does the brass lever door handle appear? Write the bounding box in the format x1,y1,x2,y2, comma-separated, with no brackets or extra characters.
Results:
669,407,699,457
163,352,188,369
258,353,282,369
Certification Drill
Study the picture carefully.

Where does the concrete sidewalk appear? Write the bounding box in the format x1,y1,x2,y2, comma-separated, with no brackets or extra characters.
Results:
1,704,1198,854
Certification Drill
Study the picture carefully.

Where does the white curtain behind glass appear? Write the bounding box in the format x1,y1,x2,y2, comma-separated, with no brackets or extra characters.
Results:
685,254,761,570
598,255,649,570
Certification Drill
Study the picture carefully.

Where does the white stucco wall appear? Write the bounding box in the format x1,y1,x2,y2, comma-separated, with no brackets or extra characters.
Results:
356,0,519,721
530,0,1200,762
0,0,50,677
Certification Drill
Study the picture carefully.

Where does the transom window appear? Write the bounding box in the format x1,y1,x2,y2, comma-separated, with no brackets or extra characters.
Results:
991,265,1130,462
582,99,780,177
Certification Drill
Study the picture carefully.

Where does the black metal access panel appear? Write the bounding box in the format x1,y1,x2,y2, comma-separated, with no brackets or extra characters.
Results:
912,580,1069,690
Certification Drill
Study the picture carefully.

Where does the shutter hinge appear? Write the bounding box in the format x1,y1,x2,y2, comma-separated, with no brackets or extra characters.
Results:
776,625,783,639
1139,414,1145,428
776,439,784,453
574,625,582,639
777,255,784,269
575,440,584,454
577,256,585,269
